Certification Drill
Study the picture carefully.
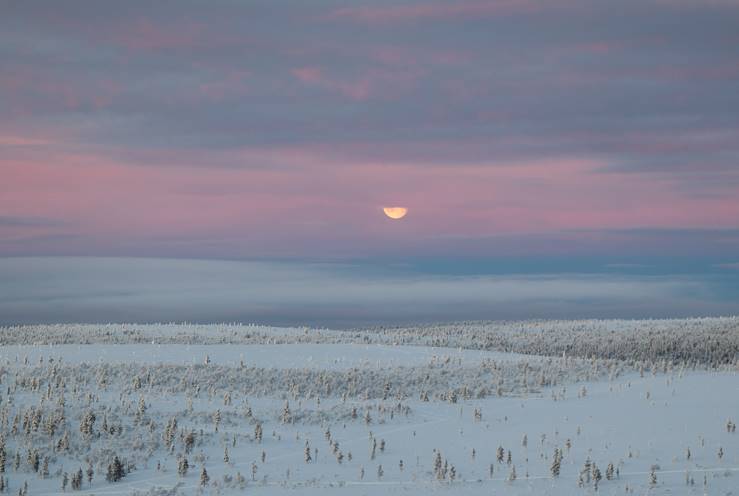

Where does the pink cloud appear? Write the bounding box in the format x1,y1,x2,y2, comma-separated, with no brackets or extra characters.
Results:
0,136,53,146
292,67,323,84
0,67,121,116
324,0,569,23
198,70,250,102
291,67,372,101
105,18,206,51
369,46,471,67
654,0,739,6
574,42,624,55
291,66,421,101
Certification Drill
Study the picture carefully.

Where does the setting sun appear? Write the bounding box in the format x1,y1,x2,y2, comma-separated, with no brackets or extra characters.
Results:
383,207,408,219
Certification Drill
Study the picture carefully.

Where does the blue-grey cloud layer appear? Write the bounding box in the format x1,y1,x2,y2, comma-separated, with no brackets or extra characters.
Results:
1,257,737,326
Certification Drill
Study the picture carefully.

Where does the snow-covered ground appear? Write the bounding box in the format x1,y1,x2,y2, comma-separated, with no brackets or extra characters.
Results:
0,320,735,495
1,344,529,370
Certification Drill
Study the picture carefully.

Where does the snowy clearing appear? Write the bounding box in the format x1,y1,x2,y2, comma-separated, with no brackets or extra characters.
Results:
0,319,736,495
0,344,530,370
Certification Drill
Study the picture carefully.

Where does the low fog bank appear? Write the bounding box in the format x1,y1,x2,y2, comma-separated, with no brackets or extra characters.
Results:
1,257,737,327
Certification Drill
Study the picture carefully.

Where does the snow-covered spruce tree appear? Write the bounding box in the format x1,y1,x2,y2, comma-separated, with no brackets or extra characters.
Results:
605,462,614,481
582,457,592,484
79,410,95,439
163,417,177,448
177,457,189,477
200,466,209,486
592,463,602,490
27,450,39,473
136,396,146,419
106,456,125,483
281,401,292,424
71,468,83,490
213,409,221,432
184,430,196,453
550,448,561,478
433,451,443,479
254,423,263,443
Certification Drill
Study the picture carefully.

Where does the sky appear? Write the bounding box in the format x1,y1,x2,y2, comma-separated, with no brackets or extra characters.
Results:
1,1,739,324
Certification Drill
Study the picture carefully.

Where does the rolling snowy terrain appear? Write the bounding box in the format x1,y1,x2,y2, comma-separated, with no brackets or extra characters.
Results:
0,319,736,495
